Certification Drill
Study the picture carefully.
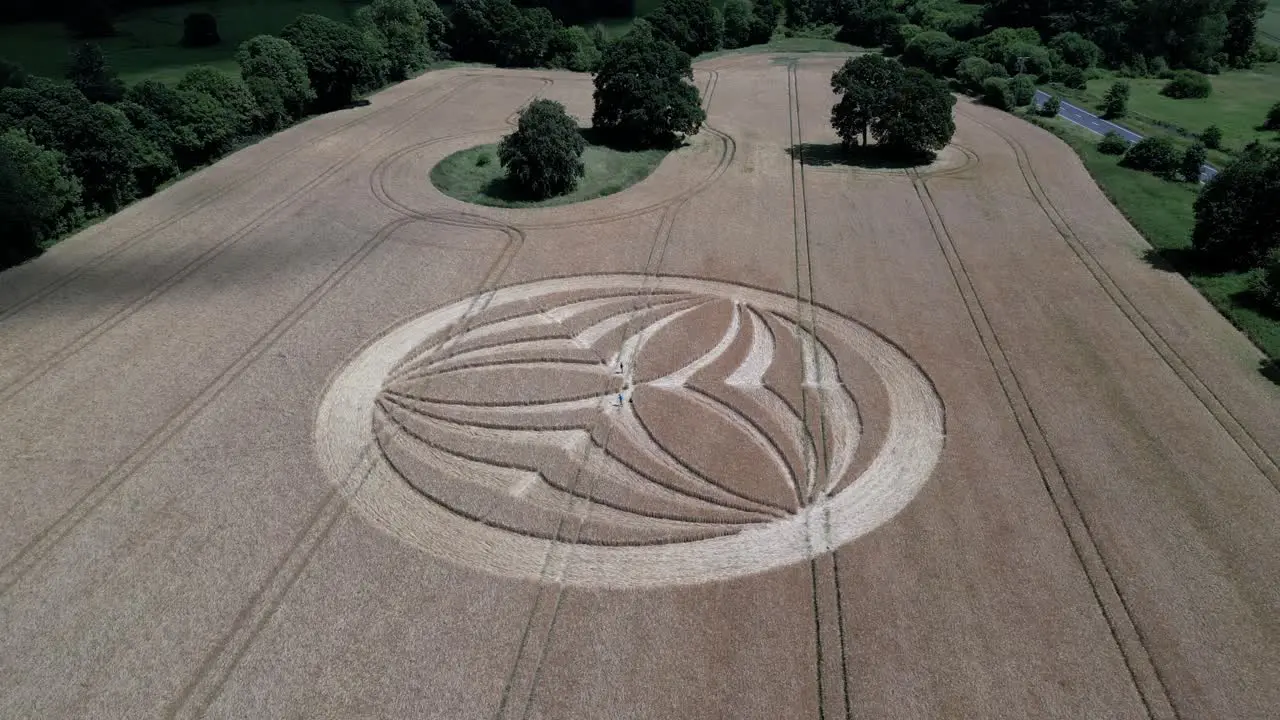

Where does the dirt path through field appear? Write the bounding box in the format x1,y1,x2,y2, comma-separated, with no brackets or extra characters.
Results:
0,58,1276,719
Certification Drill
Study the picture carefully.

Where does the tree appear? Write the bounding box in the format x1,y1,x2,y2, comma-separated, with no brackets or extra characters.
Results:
1181,142,1208,182
1161,70,1212,98
449,0,501,63
182,12,220,48
238,35,315,130
748,0,781,44
648,0,723,56
1101,80,1129,118
901,30,964,76
836,0,906,48
1192,144,1280,266
1130,0,1231,71
955,56,997,93
1264,101,1280,130
1040,94,1062,117
413,0,450,56
1051,64,1086,89
1120,136,1181,178
871,67,955,157
982,76,1012,110
831,53,905,146
125,79,240,168
1201,124,1224,149
178,66,259,136
67,43,124,103
1009,74,1036,106
548,26,602,71
1049,31,1102,68
1224,0,1266,65
495,6,561,67
722,0,753,49
498,99,585,198
592,23,705,148
282,14,384,110
116,99,177,193
0,129,82,265
354,0,433,79
1098,131,1129,154
970,27,1041,65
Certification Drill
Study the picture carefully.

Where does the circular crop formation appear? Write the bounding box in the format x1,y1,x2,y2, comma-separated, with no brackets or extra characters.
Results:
429,142,671,209
316,276,945,588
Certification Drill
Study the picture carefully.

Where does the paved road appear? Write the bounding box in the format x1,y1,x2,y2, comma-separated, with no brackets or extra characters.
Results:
1034,89,1219,182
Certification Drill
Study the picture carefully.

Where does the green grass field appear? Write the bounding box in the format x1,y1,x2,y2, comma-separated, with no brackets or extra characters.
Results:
430,140,670,209
0,0,362,85
1030,113,1280,375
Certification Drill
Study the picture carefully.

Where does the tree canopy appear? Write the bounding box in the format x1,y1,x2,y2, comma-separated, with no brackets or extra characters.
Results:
282,13,384,110
831,54,956,158
66,43,124,103
1192,144,1280,267
591,23,706,148
499,99,586,198
238,35,315,130
647,0,723,57
0,129,82,264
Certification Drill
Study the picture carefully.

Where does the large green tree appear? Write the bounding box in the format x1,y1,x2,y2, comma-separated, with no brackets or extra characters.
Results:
647,0,723,56
830,53,903,147
0,129,82,265
871,67,956,157
237,35,315,130
354,0,433,79
499,99,586,198
177,66,260,136
1192,144,1280,267
282,14,384,110
721,0,753,49
592,23,705,148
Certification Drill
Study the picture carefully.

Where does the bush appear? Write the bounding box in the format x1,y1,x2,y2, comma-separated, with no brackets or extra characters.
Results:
1049,31,1101,69
182,12,220,48
981,76,1011,110
998,42,1054,79
1200,124,1223,149
1265,101,1280,131
282,14,385,110
1051,64,1086,89
1009,73,1036,106
1101,80,1129,118
1255,42,1279,64
0,129,82,265
1097,131,1129,155
1120,136,1180,179
238,35,315,130
592,23,704,148
548,26,602,72
955,55,996,93
1039,94,1061,117
498,99,585,198
1181,142,1208,182
177,66,260,136
1160,70,1212,99
1193,145,1280,267
901,30,964,76
66,43,124,103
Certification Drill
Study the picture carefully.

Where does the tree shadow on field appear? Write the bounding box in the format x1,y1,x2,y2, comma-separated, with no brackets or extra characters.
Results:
1262,358,1280,386
787,142,934,170
1141,246,1203,275
580,126,688,153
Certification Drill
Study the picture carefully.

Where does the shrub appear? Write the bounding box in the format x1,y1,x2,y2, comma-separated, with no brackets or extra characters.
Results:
1255,42,1279,64
1039,95,1061,117
237,35,315,130
955,55,996,93
182,12,220,48
1181,142,1208,182
902,30,964,76
1049,31,1101,69
0,129,82,265
1160,70,1212,99
1120,136,1180,179
592,23,704,148
1009,73,1036,106
1265,101,1280,131
1200,124,1223,149
1097,131,1129,155
999,42,1054,79
66,43,124,103
1193,145,1280,267
177,66,260,136
1101,80,1129,118
498,99,585,198
981,76,1011,110
282,14,385,110
1051,64,1085,89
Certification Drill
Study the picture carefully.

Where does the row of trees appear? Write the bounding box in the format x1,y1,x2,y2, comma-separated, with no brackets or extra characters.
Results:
1,0,454,265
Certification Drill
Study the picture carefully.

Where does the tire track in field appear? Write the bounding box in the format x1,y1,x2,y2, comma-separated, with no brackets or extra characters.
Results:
491,69,735,720
0,75,476,322
909,166,1178,720
0,76,498,408
787,58,852,720
957,107,1280,495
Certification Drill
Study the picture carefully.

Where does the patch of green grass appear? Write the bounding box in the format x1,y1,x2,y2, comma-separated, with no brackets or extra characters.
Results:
1261,0,1280,44
1029,113,1280,366
1049,63,1280,163
430,140,670,208
0,0,361,85
697,36,859,61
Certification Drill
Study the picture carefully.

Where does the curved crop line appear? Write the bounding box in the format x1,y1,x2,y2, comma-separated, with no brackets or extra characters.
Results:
650,302,742,388
683,385,802,509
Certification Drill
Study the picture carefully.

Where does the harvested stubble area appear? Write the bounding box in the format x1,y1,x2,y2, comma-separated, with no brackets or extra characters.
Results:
0,57,1278,720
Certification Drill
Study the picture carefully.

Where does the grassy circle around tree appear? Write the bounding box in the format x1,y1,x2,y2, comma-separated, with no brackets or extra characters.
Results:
429,136,671,209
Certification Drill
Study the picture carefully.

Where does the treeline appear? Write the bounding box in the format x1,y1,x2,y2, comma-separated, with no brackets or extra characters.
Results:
0,0,450,266
786,0,1275,72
